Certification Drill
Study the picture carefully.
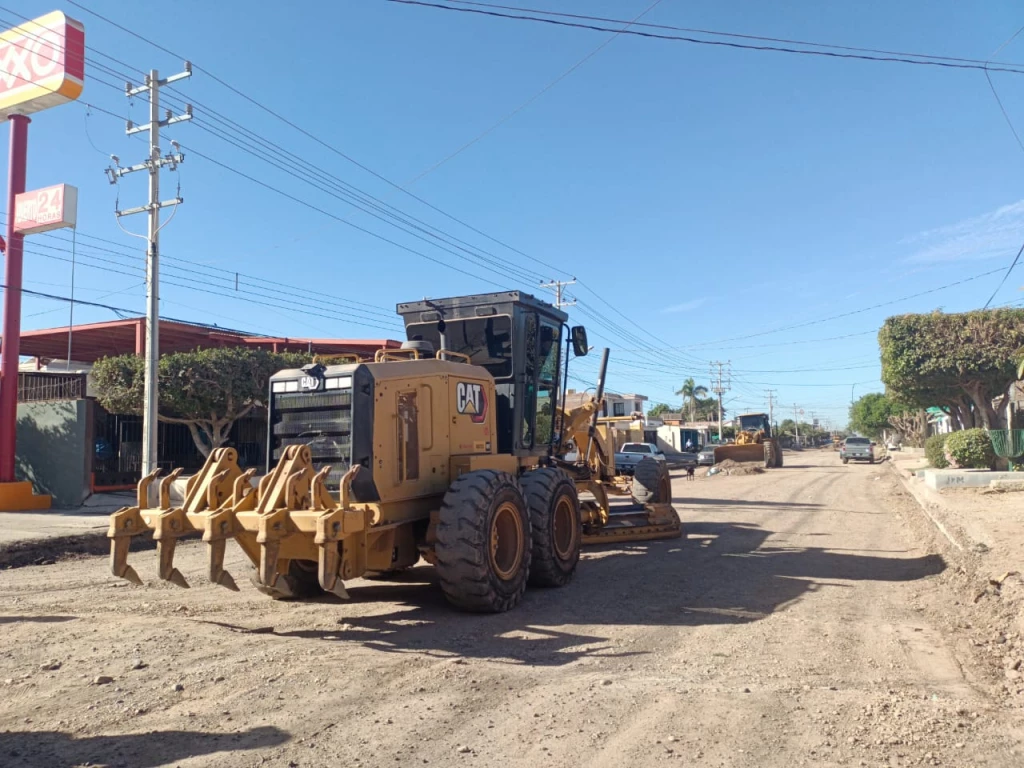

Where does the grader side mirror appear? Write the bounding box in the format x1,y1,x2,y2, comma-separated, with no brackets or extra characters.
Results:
570,326,589,357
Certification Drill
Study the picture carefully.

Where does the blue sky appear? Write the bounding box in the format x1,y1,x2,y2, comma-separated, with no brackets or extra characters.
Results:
3,0,1024,427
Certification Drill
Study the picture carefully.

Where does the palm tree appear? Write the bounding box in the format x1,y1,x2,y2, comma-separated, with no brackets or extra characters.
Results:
675,378,708,423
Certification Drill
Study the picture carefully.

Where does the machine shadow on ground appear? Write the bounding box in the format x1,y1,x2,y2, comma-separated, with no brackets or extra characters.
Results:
0,725,290,768
197,521,945,667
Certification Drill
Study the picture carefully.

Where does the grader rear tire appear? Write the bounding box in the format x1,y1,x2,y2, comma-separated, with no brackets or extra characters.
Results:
520,468,581,588
632,457,672,505
435,469,531,613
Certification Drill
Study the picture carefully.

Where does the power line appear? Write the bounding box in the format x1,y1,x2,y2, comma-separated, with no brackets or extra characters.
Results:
173,143,513,290
50,3,810,373
64,0,571,282
439,0,1024,69
403,0,665,185
982,240,1024,309
384,0,1024,75
689,264,1022,346
0,13,559,290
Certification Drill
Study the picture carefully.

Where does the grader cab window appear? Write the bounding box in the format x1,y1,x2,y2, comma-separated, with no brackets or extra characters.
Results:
406,316,513,379
534,323,560,447
522,317,561,449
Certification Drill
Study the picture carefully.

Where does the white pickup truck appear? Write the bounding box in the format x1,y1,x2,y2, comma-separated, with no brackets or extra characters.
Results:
614,442,666,475
840,436,876,464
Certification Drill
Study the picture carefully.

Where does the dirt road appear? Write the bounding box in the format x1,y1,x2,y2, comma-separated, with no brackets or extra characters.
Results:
2,450,1023,767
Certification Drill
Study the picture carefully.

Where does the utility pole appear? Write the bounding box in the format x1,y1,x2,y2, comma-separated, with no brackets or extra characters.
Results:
793,404,801,447
710,360,730,442
539,278,577,308
107,65,192,477
765,389,776,432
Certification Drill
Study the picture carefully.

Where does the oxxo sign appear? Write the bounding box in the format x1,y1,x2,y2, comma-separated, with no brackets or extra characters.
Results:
0,11,85,119
456,381,487,424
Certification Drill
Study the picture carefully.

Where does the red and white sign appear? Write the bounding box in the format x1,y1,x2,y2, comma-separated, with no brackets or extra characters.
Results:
14,183,77,235
0,11,85,119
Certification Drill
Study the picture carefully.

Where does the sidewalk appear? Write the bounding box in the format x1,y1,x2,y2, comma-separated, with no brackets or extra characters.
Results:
0,491,133,568
890,451,1023,576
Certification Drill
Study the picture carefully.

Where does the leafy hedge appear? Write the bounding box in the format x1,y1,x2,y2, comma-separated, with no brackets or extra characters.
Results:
925,433,949,469
944,428,995,470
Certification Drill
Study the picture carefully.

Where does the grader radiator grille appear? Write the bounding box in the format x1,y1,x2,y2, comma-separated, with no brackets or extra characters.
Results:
270,389,352,491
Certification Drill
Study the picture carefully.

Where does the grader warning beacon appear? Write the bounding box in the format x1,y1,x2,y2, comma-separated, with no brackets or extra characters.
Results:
712,413,783,469
108,292,680,613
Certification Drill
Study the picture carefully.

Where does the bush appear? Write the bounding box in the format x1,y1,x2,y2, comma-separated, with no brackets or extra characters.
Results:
944,428,996,470
925,433,949,468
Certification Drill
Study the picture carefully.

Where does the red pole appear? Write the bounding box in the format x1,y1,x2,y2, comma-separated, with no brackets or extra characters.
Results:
0,114,30,483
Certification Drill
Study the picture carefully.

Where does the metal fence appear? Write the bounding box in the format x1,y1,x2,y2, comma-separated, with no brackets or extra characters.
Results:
17,373,87,402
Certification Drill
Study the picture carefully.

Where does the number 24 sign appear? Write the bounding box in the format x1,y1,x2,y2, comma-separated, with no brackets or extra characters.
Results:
14,183,78,235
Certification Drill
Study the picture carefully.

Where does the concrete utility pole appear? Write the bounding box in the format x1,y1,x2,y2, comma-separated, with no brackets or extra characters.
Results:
539,278,577,308
107,65,192,476
765,389,776,432
793,404,801,446
710,360,730,442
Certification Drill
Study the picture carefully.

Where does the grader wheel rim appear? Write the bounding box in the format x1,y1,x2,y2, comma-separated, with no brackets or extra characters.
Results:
490,501,525,581
552,495,577,560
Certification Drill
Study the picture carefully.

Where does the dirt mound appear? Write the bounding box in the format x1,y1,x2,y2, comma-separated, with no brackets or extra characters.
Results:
709,459,765,476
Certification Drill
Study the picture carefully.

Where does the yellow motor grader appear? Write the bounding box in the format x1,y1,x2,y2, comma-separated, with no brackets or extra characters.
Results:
108,292,679,613
712,412,783,469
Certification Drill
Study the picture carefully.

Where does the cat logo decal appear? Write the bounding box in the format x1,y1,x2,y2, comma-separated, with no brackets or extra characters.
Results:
456,381,487,424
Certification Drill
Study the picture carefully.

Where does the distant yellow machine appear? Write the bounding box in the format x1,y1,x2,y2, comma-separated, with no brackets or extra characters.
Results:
109,292,679,614
713,413,783,468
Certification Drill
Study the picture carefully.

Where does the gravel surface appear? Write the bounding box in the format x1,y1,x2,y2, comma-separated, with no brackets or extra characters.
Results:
1,450,1022,767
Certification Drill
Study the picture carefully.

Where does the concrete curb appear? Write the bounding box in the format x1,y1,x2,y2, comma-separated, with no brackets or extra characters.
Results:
886,461,965,552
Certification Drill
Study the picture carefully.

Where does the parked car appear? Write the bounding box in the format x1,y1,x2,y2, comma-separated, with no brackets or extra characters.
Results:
697,444,716,466
840,436,875,464
615,442,666,474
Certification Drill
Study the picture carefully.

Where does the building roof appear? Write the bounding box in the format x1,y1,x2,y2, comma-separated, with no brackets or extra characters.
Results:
2,317,400,364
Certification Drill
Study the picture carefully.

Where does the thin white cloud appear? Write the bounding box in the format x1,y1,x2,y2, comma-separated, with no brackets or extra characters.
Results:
662,298,708,313
903,199,1024,264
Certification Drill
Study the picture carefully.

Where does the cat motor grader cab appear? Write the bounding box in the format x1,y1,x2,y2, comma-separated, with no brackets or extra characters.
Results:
108,291,680,613
712,412,783,468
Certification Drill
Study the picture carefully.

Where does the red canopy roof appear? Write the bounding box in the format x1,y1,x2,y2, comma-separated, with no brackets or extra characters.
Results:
1,317,400,363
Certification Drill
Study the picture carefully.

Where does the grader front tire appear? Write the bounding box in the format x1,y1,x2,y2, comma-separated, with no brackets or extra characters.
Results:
632,457,671,505
521,468,581,588
435,470,531,613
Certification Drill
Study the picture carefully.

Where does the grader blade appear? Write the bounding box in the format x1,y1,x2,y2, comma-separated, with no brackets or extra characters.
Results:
581,503,683,544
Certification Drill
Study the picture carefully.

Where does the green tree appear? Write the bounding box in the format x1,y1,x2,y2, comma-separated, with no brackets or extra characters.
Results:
647,402,672,419
694,395,724,422
674,378,708,423
848,392,894,440
92,347,310,457
880,309,1024,429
